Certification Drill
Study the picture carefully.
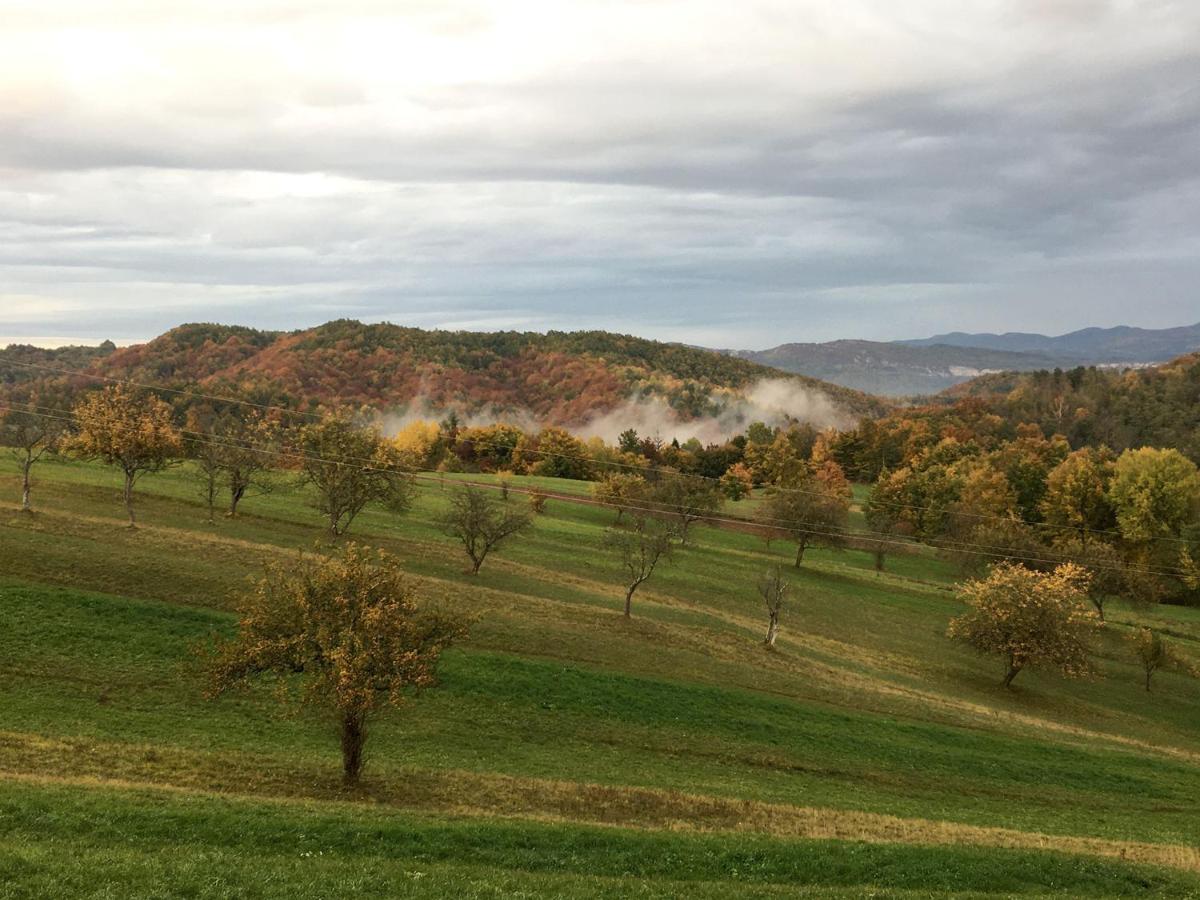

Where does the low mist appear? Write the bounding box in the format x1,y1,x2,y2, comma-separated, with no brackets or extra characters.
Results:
382,377,848,445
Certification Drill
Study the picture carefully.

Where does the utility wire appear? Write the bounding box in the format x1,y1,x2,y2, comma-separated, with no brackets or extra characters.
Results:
0,355,1172,545
2,402,1192,580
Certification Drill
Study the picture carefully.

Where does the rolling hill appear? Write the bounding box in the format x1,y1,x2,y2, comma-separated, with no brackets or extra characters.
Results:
1,320,887,430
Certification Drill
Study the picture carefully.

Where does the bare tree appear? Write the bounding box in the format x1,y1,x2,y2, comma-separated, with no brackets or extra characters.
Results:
185,409,280,524
1,397,67,513
606,515,674,617
439,484,533,574
758,564,788,648
222,413,279,518
189,432,225,524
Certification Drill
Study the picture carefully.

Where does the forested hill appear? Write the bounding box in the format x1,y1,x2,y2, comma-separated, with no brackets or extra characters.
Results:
936,353,1200,462
0,321,887,425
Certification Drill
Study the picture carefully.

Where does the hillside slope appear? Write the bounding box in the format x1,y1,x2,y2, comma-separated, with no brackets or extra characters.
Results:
1,457,1199,896
929,352,1200,461
2,321,887,427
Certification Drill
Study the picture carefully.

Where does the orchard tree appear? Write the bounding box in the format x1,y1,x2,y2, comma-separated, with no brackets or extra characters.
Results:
185,409,280,523
185,411,226,524
297,415,414,536
591,472,647,523
948,562,1100,688
1130,628,1168,692
950,516,1043,576
205,544,464,785
439,484,532,574
68,386,182,526
221,413,280,517
606,514,674,617
649,473,723,545
758,564,788,648
756,460,851,567
1051,536,1125,621
1128,627,1195,692
1,395,68,513
863,471,903,573
1108,448,1200,601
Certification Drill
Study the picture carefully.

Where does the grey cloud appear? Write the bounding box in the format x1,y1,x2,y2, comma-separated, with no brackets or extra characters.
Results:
1,2,1198,346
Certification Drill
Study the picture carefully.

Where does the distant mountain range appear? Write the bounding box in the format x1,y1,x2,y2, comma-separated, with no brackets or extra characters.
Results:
727,322,1200,396
900,322,1200,361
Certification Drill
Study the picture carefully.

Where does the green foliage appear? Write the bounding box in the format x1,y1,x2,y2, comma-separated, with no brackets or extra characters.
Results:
438,484,533,574
1108,448,1200,544
755,460,851,566
296,414,415,536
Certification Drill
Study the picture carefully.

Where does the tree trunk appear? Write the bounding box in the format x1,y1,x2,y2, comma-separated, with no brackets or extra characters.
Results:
340,712,367,785
21,459,32,512
624,586,635,617
471,555,483,575
228,484,245,517
765,614,779,647
794,542,805,568
123,470,137,527
1002,661,1021,688
1145,670,1152,692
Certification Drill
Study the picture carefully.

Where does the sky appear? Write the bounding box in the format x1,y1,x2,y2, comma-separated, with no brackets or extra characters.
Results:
1,0,1198,349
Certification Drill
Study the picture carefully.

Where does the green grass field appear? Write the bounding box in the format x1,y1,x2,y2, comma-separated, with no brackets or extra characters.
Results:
2,456,1200,897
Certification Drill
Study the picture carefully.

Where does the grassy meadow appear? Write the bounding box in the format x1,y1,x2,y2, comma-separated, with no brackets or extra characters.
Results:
2,455,1200,898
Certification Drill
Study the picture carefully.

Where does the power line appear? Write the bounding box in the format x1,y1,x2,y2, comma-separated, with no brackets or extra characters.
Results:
0,399,1129,559
4,396,1196,573
1,355,1194,549
2,402,1193,581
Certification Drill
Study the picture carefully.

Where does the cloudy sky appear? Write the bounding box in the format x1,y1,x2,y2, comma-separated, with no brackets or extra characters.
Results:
2,1,1198,348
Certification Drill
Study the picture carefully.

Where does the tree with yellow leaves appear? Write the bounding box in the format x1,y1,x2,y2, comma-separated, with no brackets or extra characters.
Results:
68,385,183,526
205,543,465,785
948,562,1100,688
392,419,442,470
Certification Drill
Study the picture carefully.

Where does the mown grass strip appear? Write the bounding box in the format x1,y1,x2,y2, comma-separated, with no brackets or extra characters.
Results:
1,778,1197,898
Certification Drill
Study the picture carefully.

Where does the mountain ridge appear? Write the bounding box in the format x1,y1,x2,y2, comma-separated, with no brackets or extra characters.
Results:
726,321,1200,396
899,321,1200,360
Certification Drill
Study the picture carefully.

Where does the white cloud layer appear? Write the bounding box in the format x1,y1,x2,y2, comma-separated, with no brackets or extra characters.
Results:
1,1,1198,346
